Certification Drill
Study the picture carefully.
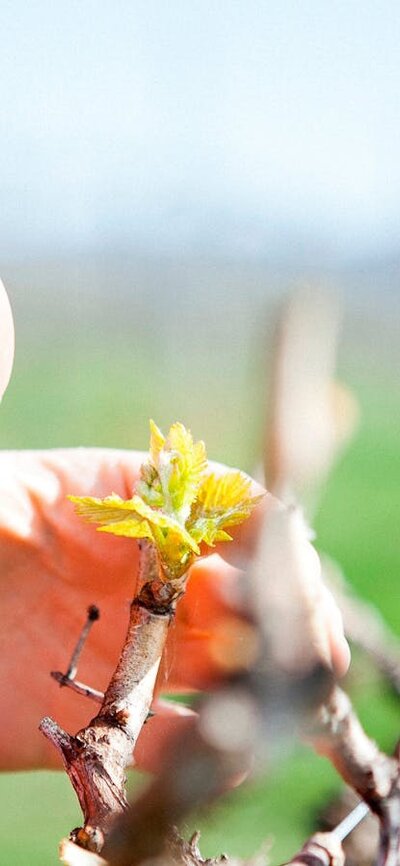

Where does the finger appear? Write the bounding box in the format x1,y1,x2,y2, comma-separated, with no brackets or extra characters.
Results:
247,502,351,680
206,472,273,570
320,585,351,678
0,448,145,594
0,281,15,400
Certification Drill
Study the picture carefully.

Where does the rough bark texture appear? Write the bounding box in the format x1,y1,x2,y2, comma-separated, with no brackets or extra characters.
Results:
310,687,397,805
308,686,400,866
40,542,175,851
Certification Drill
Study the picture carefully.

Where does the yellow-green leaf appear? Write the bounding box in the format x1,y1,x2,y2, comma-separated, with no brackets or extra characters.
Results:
187,471,263,545
69,491,200,557
149,419,165,469
151,525,196,577
160,422,207,520
197,471,253,512
68,494,142,524
69,423,263,582
129,495,200,553
98,518,153,540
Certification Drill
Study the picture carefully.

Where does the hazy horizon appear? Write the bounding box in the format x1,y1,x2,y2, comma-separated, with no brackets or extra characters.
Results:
2,2,400,263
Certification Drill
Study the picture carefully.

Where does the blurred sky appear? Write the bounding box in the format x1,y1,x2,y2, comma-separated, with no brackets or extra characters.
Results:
1,1,400,261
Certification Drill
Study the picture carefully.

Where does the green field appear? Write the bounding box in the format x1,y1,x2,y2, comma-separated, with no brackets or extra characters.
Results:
0,338,399,864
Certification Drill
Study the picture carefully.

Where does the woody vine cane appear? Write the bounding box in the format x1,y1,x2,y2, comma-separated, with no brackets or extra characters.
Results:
40,420,262,852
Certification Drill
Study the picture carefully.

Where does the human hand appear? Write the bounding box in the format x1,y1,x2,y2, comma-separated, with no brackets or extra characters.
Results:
0,448,349,772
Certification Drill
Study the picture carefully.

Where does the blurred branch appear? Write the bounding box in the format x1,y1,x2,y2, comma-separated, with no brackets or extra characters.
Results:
319,787,379,866
264,288,358,508
308,686,400,866
262,289,400,863
103,701,253,866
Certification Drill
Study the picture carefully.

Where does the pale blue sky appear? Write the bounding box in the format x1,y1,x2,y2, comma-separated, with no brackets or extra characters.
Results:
1,1,400,259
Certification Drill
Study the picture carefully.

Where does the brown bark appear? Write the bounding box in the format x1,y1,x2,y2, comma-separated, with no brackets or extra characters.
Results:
309,687,397,806
40,541,176,851
307,686,400,866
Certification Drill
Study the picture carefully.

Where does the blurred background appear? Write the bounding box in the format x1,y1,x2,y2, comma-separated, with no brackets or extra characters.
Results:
0,2,399,863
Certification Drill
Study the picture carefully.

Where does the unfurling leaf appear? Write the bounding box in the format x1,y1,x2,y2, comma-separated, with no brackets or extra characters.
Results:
148,419,165,469
188,472,264,546
68,493,144,525
69,421,263,580
68,491,200,576
161,422,207,521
